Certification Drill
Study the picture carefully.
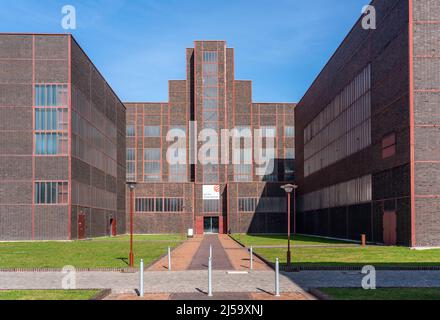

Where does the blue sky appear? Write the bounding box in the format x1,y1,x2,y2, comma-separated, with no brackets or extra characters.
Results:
0,0,369,103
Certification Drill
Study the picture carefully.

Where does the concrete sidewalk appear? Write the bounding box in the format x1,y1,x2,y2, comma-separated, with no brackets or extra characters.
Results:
0,270,305,295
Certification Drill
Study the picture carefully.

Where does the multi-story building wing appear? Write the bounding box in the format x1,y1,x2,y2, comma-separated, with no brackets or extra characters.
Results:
0,34,126,240
295,0,440,247
126,41,296,235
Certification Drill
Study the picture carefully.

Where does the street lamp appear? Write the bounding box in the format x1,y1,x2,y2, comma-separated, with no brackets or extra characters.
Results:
127,181,137,267
281,184,298,267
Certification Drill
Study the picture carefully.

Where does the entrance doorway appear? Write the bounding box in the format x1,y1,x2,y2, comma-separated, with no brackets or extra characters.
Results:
110,218,117,237
383,211,397,246
78,213,86,240
204,217,219,234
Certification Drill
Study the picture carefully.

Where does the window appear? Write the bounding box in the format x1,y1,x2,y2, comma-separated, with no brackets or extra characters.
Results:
34,85,68,156
285,148,295,159
203,51,218,62
35,109,68,131
203,199,220,213
136,198,183,212
126,149,136,182
35,85,68,107
262,159,278,182
382,133,396,159
144,126,161,137
164,198,184,212
285,126,295,137
238,198,258,212
144,148,161,182
169,164,187,182
144,148,161,161
234,164,252,182
144,163,161,181
126,125,135,137
260,126,276,138
35,133,68,155
136,198,154,212
35,181,68,204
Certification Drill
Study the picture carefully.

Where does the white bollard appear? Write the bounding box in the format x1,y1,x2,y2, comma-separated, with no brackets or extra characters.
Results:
168,246,172,271
250,246,253,270
140,259,144,297
275,258,280,297
209,244,212,259
208,256,213,297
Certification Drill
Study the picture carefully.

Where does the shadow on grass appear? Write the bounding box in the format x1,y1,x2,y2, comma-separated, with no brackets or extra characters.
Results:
116,257,129,266
243,234,347,245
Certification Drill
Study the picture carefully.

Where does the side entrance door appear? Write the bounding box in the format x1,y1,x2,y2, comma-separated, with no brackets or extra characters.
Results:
78,213,86,240
383,211,397,246
110,218,117,237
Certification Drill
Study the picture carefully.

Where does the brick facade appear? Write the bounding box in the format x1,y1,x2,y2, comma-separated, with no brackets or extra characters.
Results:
295,0,440,247
0,34,126,240
125,41,296,235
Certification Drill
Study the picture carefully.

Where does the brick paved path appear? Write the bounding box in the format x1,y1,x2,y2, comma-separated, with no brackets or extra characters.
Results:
148,236,203,271
219,235,270,271
188,235,233,270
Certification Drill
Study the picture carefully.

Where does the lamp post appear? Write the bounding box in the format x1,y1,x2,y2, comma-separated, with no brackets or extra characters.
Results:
127,182,137,268
281,184,298,267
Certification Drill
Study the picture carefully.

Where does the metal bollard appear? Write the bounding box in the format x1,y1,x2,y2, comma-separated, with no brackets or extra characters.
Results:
208,256,213,297
250,246,253,270
209,244,212,259
168,246,172,271
140,259,144,297
275,258,280,297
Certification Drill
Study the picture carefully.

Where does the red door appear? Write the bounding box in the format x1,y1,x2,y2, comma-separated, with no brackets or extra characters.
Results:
78,214,86,240
111,219,117,237
383,211,397,246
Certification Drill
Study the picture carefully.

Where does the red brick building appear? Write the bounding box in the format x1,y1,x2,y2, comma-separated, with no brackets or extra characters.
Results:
125,41,296,235
0,34,126,240
295,0,440,247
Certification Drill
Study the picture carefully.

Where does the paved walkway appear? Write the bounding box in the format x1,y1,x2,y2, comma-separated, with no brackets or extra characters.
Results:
148,236,203,271
219,235,270,271
0,270,306,294
188,235,233,270
286,270,440,289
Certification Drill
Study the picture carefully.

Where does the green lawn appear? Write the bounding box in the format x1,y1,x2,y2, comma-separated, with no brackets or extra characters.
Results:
231,234,440,267
232,234,348,247
0,290,100,301
319,288,440,300
0,235,183,269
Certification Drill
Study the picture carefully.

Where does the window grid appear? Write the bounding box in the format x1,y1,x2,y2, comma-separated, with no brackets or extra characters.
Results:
34,84,69,156
143,148,161,182
303,65,372,177
135,198,184,213
35,181,68,205
201,50,220,183
126,148,136,182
